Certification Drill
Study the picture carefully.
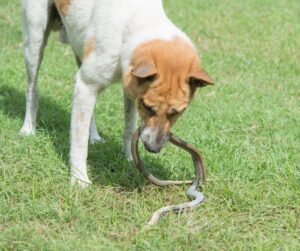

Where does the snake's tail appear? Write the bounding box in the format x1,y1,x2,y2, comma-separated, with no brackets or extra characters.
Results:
148,187,205,225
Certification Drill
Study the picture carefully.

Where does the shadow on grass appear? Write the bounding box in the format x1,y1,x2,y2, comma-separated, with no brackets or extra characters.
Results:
0,85,173,189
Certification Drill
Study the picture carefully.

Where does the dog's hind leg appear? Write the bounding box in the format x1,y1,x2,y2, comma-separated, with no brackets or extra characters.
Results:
20,1,54,135
122,94,138,161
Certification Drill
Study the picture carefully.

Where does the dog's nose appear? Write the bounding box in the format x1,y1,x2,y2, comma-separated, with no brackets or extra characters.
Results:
143,142,161,153
140,127,170,153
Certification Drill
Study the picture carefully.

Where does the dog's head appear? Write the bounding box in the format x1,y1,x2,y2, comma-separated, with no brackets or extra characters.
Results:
123,38,213,153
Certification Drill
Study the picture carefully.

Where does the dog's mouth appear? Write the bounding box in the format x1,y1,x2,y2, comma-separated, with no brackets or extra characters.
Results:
139,125,171,154
140,130,170,154
143,142,162,153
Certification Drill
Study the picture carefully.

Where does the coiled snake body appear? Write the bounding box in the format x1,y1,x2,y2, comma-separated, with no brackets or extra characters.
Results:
131,128,206,225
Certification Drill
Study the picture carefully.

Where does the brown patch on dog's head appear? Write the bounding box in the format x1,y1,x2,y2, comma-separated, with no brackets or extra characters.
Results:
123,37,213,153
54,0,71,16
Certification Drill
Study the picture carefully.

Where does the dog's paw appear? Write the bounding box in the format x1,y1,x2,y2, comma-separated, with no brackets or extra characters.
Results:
19,126,36,136
125,154,133,162
89,134,105,145
70,176,92,189
122,147,133,161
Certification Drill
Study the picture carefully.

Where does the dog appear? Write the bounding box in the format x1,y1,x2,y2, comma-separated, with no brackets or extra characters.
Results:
20,0,213,187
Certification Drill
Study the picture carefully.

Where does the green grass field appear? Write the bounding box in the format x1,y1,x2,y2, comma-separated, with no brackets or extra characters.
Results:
0,0,299,250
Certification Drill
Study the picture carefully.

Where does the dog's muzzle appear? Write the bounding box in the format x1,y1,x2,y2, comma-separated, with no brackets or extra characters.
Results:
140,127,170,153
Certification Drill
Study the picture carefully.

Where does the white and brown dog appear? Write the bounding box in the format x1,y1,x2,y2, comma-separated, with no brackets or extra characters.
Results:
20,0,213,187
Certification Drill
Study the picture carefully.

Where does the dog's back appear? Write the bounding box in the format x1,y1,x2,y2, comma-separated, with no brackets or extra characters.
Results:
52,0,192,64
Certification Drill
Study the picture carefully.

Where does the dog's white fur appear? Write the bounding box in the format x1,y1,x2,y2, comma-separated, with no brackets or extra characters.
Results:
21,0,197,187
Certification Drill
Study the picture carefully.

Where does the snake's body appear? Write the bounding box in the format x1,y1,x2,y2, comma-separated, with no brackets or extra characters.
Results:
131,129,206,225
148,183,205,225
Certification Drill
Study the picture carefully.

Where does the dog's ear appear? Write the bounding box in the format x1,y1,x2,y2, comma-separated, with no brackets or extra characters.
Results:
188,68,214,88
131,58,157,81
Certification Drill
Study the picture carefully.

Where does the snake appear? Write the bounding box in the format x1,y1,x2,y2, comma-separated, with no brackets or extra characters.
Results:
131,128,206,225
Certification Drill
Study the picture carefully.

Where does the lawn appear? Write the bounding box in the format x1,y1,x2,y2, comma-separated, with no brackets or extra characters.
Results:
0,0,299,250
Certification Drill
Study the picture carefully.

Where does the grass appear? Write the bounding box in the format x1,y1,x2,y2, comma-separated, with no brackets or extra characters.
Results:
0,0,299,250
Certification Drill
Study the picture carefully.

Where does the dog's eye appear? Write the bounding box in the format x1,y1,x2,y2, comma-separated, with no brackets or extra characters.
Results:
168,110,179,118
138,74,157,84
140,100,156,116
168,108,186,118
143,75,156,82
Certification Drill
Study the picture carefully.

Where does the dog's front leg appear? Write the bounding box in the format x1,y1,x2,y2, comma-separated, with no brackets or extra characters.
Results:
70,74,99,188
123,94,138,161
73,54,103,145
